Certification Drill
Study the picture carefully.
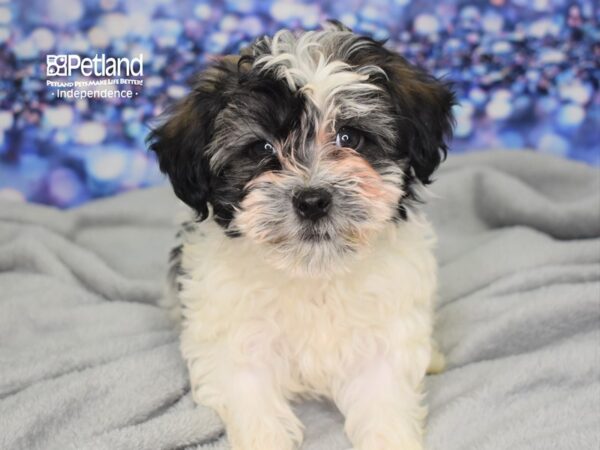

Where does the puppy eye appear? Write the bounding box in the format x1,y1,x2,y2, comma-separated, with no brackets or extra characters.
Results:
246,141,276,159
335,127,363,149
255,141,275,154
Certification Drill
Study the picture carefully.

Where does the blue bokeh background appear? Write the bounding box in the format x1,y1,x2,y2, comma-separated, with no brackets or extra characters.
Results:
0,0,598,207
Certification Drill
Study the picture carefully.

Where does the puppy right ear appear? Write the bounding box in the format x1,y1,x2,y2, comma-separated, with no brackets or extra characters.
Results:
147,58,243,220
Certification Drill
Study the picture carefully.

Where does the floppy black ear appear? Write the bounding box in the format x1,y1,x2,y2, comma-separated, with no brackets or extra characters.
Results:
147,58,242,220
383,54,456,184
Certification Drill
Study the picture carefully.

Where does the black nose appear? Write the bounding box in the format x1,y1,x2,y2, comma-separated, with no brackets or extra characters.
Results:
293,188,332,222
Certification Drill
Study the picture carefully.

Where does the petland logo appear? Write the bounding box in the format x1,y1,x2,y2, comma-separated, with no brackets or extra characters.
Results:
46,54,144,100
46,54,143,77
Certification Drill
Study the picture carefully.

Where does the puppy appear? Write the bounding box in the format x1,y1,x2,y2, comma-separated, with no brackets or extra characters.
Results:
149,21,454,450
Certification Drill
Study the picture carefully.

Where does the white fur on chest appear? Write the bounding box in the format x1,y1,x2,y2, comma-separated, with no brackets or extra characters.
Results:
177,215,437,405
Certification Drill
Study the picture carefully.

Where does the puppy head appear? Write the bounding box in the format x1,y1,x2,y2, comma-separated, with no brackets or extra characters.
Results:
148,22,455,276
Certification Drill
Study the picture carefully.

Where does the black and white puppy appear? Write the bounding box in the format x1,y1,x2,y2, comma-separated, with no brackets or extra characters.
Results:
149,21,454,450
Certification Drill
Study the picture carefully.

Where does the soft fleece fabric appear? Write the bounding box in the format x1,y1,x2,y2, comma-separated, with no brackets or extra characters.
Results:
1,150,599,450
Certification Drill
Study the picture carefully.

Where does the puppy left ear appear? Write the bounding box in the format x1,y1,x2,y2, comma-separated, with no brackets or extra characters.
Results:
383,55,456,184
147,57,244,220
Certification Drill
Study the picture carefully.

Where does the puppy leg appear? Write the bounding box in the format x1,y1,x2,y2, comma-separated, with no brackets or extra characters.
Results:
183,334,303,450
219,367,303,450
333,355,427,450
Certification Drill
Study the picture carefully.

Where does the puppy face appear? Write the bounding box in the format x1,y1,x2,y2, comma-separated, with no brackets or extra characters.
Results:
149,22,455,276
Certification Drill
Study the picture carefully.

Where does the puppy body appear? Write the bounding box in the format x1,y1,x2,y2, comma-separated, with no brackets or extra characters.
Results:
150,23,454,450
177,214,436,450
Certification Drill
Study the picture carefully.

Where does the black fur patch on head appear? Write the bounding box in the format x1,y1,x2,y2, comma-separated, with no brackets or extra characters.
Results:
147,55,309,229
208,72,309,228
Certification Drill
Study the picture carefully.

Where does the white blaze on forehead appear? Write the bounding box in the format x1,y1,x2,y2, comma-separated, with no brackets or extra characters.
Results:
253,30,387,121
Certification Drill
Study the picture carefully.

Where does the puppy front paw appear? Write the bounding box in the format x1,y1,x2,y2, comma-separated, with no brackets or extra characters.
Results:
343,402,425,450
357,432,423,450
227,417,302,450
334,356,427,450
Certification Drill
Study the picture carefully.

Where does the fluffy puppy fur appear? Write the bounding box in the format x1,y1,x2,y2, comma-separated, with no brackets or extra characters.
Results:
149,21,455,450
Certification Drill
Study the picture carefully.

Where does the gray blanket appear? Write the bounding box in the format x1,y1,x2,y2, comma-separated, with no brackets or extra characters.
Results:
1,151,599,450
